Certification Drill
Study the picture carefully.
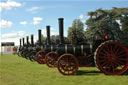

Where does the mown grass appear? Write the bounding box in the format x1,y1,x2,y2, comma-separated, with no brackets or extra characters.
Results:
0,54,128,85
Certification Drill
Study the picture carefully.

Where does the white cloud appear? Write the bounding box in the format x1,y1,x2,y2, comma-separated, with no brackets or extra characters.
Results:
33,17,42,21
0,0,22,11
116,20,121,25
20,21,27,25
1,31,28,46
84,25,87,31
0,38,20,46
1,31,27,39
27,6,40,12
82,20,86,23
41,28,58,37
79,14,84,19
32,17,43,25
0,7,2,12
51,27,56,31
0,20,13,28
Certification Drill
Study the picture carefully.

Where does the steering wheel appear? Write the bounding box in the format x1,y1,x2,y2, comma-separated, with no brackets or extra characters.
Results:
93,29,115,41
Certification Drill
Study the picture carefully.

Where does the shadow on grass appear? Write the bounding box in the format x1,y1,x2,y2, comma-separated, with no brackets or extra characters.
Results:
75,70,103,76
75,70,128,76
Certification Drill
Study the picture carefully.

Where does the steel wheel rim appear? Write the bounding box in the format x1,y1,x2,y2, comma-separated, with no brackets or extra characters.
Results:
45,52,57,67
35,51,45,64
57,54,78,75
96,41,128,75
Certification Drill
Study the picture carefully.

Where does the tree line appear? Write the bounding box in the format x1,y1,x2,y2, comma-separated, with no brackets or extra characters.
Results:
41,7,128,46
68,7,128,46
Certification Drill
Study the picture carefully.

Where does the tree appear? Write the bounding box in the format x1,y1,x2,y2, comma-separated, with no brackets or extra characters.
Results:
85,8,128,43
41,34,45,41
122,16,128,33
68,19,86,44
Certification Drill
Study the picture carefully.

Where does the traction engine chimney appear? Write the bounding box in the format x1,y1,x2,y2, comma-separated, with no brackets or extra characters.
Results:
58,18,64,44
46,26,51,45
26,36,29,45
31,35,34,45
38,29,42,44
23,38,25,46
20,39,22,46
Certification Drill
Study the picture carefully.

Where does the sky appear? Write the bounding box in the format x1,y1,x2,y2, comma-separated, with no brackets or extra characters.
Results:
0,0,128,46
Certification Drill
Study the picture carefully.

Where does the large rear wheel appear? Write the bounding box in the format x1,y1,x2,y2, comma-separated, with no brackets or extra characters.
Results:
94,41,128,75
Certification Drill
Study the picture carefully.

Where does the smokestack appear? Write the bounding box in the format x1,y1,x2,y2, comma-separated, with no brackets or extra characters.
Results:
46,26,51,45
31,35,34,45
38,29,42,44
58,18,64,44
26,36,29,45
23,38,25,46
20,39,22,46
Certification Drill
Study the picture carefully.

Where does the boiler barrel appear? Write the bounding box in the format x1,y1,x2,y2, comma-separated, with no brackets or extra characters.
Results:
45,45,58,54
57,44,92,57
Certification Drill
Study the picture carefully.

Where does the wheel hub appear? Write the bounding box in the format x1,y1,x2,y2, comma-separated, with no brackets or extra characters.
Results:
108,54,116,61
110,56,115,61
66,63,69,66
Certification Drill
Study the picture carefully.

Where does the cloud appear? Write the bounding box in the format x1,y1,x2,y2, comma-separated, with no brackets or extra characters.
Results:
82,20,86,23
0,7,2,12
27,6,40,13
33,17,43,21
0,20,13,28
0,0,22,12
20,21,27,25
51,27,56,31
0,38,20,46
41,28,58,37
32,17,43,25
1,31,28,46
79,14,84,19
116,20,121,25
1,31,27,39
84,25,87,31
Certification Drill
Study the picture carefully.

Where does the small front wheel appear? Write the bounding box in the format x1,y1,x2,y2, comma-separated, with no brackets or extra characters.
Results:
57,54,79,75
35,50,46,64
45,52,58,67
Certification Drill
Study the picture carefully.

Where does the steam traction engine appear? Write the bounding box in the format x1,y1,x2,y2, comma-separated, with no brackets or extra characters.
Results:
35,26,58,64
45,18,128,75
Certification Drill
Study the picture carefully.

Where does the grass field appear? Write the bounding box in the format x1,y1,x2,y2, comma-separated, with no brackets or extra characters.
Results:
0,54,128,85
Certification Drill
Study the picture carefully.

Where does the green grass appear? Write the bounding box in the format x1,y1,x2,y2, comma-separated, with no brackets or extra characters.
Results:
0,54,128,85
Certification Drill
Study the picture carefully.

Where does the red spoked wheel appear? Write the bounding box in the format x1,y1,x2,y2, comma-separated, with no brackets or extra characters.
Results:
45,52,58,68
95,41,128,75
35,50,45,64
57,54,79,75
